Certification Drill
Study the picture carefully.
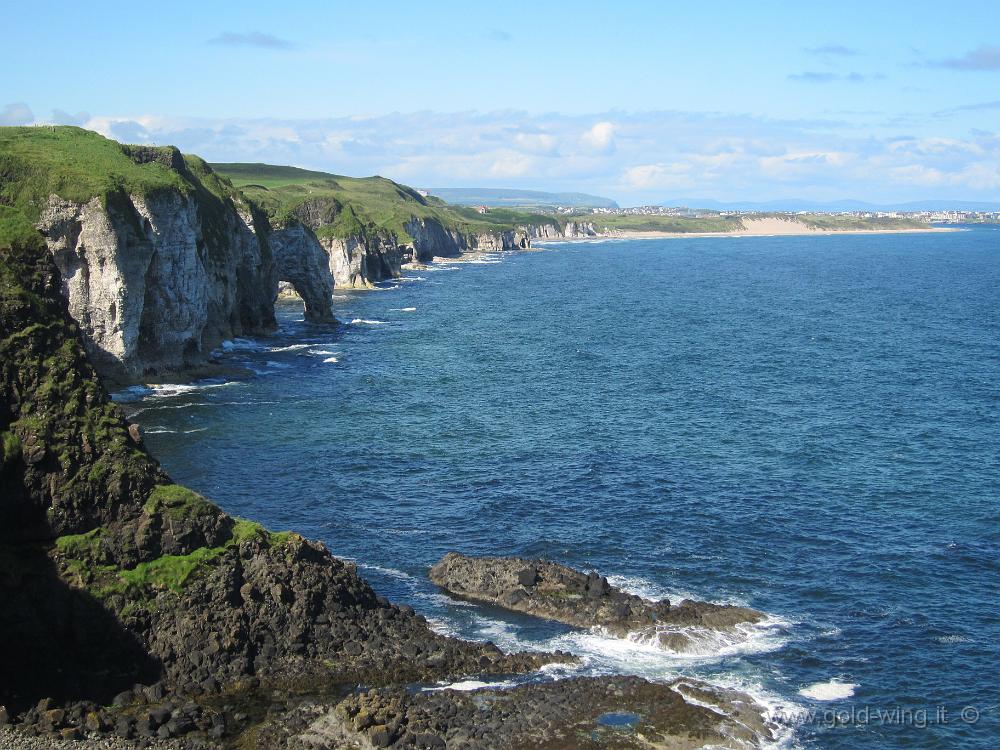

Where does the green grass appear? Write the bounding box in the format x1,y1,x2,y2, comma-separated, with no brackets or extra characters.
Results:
56,509,298,598
564,213,743,233
796,213,926,230
143,483,220,520
0,126,192,223
54,527,103,558
211,162,560,242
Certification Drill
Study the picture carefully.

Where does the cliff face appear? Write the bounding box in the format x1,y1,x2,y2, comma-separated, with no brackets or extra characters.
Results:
404,218,534,261
322,230,403,289
37,190,277,380
561,220,599,238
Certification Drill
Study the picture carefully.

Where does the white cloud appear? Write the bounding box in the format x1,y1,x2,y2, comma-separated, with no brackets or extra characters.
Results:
11,106,997,202
513,132,558,155
622,163,692,190
581,121,616,154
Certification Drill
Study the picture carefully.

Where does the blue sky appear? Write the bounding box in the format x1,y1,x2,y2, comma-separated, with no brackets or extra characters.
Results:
3,0,999,204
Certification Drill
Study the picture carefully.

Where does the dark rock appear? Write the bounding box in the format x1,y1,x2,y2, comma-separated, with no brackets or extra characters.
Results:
115,716,136,739
59,726,81,741
517,567,538,587
429,552,763,650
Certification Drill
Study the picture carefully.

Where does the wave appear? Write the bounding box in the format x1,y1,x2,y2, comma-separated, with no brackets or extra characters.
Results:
112,381,239,403
623,615,791,659
350,318,388,325
219,338,266,352
391,307,417,312
323,357,339,363
399,276,426,283
308,349,340,356
267,343,312,352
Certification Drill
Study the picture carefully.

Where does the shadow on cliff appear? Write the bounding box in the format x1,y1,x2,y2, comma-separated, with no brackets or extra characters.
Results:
0,544,161,715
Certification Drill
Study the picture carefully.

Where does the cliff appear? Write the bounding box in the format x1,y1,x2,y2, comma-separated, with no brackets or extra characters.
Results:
212,163,561,285
0,128,336,381
0,210,779,749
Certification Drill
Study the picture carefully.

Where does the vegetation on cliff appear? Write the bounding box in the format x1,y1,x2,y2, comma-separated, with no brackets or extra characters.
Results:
0,126,270,263
212,162,558,243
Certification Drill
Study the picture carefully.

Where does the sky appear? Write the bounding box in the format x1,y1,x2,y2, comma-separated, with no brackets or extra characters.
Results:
3,0,1000,205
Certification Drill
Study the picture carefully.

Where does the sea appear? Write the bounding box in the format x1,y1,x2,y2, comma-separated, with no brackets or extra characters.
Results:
115,226,1000,749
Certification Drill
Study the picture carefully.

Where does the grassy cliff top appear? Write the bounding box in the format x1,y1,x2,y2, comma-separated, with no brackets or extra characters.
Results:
212,162,558,242
0,126,241,224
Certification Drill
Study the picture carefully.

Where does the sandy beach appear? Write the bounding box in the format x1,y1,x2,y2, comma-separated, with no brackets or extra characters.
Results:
535,217,959,244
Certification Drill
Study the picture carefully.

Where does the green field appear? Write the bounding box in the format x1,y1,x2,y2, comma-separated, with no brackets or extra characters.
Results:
211,162,559,242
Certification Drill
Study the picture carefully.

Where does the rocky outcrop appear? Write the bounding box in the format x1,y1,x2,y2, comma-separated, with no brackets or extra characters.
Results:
36,187,276,381
267,224,335,320
404,218,536,261
520,222,563,241
300,675,779,750
284,198,403,289
322,230,403,289
430,553,764,652
561,220,600,238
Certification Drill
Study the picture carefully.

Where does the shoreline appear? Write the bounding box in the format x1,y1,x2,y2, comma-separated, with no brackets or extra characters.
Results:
535,225,960,244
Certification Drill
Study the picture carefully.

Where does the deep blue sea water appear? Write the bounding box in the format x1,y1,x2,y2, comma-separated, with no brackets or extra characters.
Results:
118,227,1000,749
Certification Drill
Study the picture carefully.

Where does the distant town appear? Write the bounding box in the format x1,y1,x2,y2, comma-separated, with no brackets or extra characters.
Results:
571,205,1000,223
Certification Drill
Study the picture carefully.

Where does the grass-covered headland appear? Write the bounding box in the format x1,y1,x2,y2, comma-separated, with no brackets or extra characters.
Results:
212,162,559,243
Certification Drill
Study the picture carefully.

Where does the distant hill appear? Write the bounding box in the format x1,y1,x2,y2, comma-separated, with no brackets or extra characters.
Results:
661,198,1000,212
428,187,618,209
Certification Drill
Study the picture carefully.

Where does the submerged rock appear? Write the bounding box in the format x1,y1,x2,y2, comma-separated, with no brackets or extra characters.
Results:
429,552,764,651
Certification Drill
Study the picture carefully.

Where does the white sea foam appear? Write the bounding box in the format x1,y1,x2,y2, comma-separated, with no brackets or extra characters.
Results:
624,615,791,659
309,349,340,356
143,427,208,435
391,307,417,312
424,679,517,692
267,343,311,352
798,680,857,701
323,357,339,363
219,338,266,352
936,634,970,644
350,318,388,325
112,381,238,403
356,562,422,585
399,276,426,282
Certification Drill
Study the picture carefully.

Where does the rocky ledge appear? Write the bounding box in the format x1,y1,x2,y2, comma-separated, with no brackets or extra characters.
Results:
295,675,778,750
429,553,764,652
